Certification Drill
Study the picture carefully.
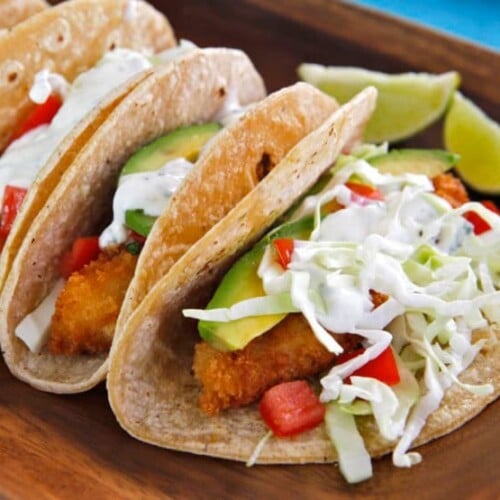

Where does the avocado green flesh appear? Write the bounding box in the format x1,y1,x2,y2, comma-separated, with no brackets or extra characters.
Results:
125,210,156,237
368,149,458,177
120,122,222,177
199,215,314,351
121,123,222,237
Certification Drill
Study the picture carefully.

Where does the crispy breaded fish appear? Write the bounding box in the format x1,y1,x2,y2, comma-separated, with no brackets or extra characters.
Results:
194,314,361,415
432,173,469,208
49,249,137,355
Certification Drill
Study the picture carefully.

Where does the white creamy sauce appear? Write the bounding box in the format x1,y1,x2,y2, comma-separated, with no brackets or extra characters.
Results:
15,280,65,353
318,204,386,244
99,158,194,248
0,48,153,201
29,70,70,104
284,181,489,340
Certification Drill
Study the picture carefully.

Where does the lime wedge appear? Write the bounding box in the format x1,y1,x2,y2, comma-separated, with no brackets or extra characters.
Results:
444,92,500,194
298,65,460,143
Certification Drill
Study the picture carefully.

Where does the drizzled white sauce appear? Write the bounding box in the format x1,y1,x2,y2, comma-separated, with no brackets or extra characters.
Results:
29,70,69,104
99,158,194,248
0,48,153,201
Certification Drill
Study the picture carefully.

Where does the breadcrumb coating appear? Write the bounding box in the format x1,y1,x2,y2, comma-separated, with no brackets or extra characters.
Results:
49,249,137,355
194,314,362,415
432,173,469,208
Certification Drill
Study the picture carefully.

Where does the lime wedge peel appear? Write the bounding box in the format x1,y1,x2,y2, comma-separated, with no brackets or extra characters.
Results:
444,91,500,194
298,65,460,144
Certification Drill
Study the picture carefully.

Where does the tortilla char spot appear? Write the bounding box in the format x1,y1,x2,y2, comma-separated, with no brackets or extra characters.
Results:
106,30,122,52
256,152,274,181
42,18,71,53
218,87,226,98
0,60,23,88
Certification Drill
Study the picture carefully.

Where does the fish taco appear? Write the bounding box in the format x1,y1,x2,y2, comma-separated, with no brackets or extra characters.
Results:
1,49,342,394
107,86,498,483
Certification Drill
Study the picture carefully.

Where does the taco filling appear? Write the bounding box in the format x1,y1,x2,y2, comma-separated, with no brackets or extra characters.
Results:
49,122,224,356
184,145,499,482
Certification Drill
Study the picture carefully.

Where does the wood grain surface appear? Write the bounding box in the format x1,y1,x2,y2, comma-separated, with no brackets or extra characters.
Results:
2,1,499,498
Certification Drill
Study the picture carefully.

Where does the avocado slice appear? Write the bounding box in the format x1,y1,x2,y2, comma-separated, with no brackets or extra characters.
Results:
122,123,222,236
121,122,222,176
368,149,459,177
199,215,314,351
125,210,156,237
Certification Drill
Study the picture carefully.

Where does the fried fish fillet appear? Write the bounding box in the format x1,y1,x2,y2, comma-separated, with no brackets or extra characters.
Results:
432,173,469,208
194,314,362,415
49,249,137,355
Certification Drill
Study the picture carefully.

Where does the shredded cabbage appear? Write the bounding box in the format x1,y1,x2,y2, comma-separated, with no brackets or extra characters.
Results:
325,402,373,483
183,155,499,483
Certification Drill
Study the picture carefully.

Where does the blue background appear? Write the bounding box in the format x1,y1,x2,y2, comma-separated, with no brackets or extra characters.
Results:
352,1,500,51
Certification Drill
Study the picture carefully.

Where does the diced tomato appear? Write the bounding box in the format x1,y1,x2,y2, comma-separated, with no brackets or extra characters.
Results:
481,200,499,215
259,380,325,437
59,236,100,279
0,185,27,250
10,94,62,144
464,211,490,235
337,347,400,386
463,200,499,236
346,181,383,202
273,238,294,269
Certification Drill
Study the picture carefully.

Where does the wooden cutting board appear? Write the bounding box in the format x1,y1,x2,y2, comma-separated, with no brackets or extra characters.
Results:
2,1,499,498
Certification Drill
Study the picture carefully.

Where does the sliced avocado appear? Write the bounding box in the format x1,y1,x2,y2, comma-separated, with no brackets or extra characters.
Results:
368,149,459,177
121,123,222,237
120,122,222,177
199,215,314,351
125,209,156,237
